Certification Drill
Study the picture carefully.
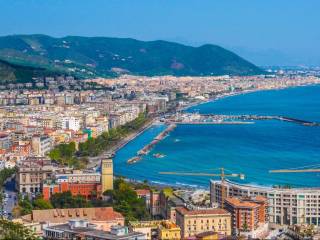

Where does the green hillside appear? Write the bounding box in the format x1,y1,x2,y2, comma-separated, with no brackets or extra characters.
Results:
0,59,59,84
0,34,263,83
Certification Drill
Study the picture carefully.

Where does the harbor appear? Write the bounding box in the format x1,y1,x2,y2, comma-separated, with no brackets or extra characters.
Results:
126,123,176,164
164,113,320,126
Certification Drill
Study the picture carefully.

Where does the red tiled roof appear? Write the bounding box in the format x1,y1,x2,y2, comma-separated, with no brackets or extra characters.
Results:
176,207,229,216
225,197,259,209
135,189,150,196
27,207,124,223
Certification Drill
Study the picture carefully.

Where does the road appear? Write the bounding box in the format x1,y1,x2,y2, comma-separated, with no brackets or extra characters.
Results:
87,118,157,170
1,178,17,219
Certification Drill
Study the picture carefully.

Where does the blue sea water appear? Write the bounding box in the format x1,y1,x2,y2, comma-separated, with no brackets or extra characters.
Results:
114,85,320,188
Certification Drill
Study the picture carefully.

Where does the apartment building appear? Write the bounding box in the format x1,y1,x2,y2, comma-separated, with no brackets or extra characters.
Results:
31,135,53,156
0,133,11,149
150,190,161,218
211,180,320,226
15,157,55,194
58,116,81,131
224,196,268,234
175,207,231,239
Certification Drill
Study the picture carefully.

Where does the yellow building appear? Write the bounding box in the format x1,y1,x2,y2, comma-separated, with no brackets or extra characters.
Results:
195,231,219,240
158,221,181,240
101,158,113,192
175,207,231,239
129,220,180,240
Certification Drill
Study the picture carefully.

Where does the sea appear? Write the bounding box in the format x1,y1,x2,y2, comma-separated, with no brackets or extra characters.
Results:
114,85,320,189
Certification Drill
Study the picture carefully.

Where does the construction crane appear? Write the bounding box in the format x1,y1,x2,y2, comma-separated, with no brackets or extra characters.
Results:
159,168,245,208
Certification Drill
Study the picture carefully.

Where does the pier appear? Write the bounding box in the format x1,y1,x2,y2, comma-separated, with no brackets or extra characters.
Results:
137,123,176,156
164,113,320,126
126,123,176,164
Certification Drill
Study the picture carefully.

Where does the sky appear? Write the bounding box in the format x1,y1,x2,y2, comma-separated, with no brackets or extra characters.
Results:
1,0,320,66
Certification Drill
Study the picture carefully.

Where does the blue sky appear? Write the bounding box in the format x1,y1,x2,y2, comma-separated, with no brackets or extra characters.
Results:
1,0,320,66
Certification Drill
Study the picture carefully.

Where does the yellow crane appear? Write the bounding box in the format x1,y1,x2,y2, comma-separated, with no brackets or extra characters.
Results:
159,168,245,208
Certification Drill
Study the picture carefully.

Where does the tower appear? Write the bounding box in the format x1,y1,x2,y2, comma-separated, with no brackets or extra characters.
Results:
101,158,113,192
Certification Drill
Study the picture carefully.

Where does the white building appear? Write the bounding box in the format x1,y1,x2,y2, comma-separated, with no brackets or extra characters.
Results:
58,117,81,131
211,180,320,226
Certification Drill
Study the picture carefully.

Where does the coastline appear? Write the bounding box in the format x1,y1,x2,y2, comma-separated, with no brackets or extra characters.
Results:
109,118,158,154
113,83,320,191
182,83,320,112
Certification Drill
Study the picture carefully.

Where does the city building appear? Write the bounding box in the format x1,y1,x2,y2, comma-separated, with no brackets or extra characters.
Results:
159,188,185,222
192,231,222,240
20,207,124,232
43,221,145,240
0,133,11,149
150,190,161,218
31,135,53,156
58,117,81,131
129,220,180,240
211,180,320,226
42,171,102,200
101,158,113,192
158,221,181,240
224,196,268,236
15,157,55,194
135,189,151,212
175,207,231,239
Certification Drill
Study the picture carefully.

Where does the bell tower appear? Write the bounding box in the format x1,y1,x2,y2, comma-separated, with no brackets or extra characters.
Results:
101,158,113,192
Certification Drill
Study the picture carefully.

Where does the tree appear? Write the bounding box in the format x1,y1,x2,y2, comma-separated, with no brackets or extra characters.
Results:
50,191,92,209
103,178,151,223
0,219,39,240
18,198,33,216
12,205,23,218
33,198,53,210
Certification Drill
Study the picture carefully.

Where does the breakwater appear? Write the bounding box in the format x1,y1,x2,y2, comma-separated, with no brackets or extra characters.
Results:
137,123,176,156
166,113,320,126
125,123,176,164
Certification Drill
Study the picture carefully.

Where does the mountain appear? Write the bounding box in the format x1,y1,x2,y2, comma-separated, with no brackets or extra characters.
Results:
0,34,263,82
0,59,60,84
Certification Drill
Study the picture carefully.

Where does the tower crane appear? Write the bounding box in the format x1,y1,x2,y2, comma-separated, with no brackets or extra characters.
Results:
159,168,245,208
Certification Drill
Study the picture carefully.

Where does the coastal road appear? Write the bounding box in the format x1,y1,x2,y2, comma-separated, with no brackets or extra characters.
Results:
86,118,157,170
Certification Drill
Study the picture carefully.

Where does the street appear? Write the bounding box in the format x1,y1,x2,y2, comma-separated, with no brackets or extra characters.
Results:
1,178,17,219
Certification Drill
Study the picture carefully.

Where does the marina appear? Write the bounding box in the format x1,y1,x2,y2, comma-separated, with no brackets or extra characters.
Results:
165,113,320,126
114,85,320,188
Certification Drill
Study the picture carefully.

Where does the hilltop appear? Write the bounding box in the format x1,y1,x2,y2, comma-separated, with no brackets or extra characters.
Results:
0,34,263,83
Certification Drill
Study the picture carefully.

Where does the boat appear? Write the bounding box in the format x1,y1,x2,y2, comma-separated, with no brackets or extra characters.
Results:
153,153,165,158
127,156,141,164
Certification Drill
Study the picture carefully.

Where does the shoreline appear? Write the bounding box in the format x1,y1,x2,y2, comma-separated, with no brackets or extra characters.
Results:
113,83,320,191
109,118,158,154
182,82,320,112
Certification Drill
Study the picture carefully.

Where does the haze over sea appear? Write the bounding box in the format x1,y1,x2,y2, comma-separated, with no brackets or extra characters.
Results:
114,85,320,188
